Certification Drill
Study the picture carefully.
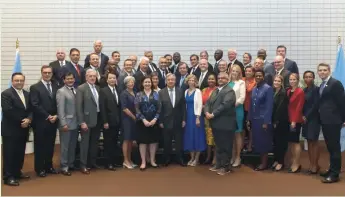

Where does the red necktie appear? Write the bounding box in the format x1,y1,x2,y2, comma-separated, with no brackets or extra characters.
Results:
75,64,81,76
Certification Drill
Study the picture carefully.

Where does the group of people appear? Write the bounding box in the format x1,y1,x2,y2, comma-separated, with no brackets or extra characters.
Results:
2,40,345,187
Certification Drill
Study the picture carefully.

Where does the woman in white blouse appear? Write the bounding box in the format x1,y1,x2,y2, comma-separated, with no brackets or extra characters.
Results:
184,74,206,166
228,64,246,167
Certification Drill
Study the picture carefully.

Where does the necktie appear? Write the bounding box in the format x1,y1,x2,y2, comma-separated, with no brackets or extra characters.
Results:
319,80,326,95
70,87,75,95
60,61,64,66
75,64,81,76
169,88,174,107
98,54,101,67
113,87,118,104
91,85,99,111
18,90,26,108
180,76,185,87
199,72,204,87
162,70,166,79
47,83,52,97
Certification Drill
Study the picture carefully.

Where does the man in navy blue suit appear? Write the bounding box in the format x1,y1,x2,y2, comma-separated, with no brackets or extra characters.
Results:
62,48,85,88
317,63,345,183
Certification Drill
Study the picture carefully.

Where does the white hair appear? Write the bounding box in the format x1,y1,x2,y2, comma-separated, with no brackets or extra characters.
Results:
86,69,97,76
139,56,149,64
228,49,237,54
124,76,135,85
93,40,103,46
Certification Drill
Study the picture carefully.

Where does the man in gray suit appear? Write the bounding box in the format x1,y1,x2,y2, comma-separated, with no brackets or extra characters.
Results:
117,59,134,93
76,69,101,174
204,72,236,176
276,45,299,74
56,72,78,176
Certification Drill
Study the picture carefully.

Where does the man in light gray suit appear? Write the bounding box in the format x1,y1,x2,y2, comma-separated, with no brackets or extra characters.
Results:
76,69,101,174
204,72,236,176
56,72,78,176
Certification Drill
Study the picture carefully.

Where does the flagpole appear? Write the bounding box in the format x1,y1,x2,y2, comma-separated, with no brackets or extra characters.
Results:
16,38,19,50
338,36,341,45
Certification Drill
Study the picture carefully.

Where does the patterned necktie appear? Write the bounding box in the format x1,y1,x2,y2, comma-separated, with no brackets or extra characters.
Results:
91,85,99,111
169,88,174,107
47,82,52,97
18,90,26,108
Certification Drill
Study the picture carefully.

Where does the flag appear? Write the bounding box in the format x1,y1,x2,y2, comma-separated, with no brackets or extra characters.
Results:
8,49,22,87
332,43,345,152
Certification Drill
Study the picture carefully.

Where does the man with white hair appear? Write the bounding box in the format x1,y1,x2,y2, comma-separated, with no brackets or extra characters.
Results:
144,50,158,74
49,48,70,87
84,40,109,75
227,49,244,77
128,55,138,71
133,56,149,91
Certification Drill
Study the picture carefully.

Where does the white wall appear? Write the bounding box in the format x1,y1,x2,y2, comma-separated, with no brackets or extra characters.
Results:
1,0,345,90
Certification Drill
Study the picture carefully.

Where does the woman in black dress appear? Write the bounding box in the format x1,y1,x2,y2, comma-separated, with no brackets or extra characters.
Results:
134,76,161,170
271,75,289,171
120,76,137,169
302,70,321,174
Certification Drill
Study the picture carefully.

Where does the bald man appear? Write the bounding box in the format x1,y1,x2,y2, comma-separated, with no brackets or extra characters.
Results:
49,48,70,88
84,40,109,75
227,49,244,77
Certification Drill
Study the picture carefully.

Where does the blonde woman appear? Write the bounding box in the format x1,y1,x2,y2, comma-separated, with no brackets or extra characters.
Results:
184,74,206,166
228,64,246,167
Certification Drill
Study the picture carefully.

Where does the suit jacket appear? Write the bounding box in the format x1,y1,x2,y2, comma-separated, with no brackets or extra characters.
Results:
99,86,121,127
188,66,201,79
159,87,186,129
287,87,305,123
175,74,188,93
318,77,345,124
49,60,70,88
1,87,32,137
264,65,290,88
204,84,237,131
76,83,100,128
157,68,167,89
61,62,86,88
228,59,245,77
248,83,273,124
284,58,299,74
272,88,289,125
117,70,132,93
198,71,212,90
30,81,58,123
133,70,146,92
56,86,78,130
207,62,214,73
84,53,109,75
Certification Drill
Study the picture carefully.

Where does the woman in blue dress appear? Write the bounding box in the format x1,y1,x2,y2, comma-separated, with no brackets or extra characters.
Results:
134,76,161,170
184,74,206,167
120,76,137,169
248,69,274,171
302,70,321,174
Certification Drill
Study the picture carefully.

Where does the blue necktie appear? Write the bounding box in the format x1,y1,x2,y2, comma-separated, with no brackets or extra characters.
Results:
180,76,185,87
319,80,326,95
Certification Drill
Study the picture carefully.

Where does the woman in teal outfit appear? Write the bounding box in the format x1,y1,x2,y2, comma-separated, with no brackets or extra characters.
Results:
228,64,246,167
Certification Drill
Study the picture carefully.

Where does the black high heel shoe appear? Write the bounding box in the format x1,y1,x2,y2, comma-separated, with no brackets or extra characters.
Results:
288,165,301,173
307,167,320,175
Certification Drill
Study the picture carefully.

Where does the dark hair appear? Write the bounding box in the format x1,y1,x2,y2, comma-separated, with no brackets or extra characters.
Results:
254,69,265,76
277,45,287,52
207,73,218,86
190,54,199,61
178,61,187,69
112,51,120,56
11,72,25,81
123,58,133,65
150,71,159,78
200,50,208,57
303,70,315,79
40,65,52,72
243,52,252,61
140,75,154,91
164,54,172,58
70,48,80,55
105,71,117,80
63,72,75,80
89,52,99,58
245,65,255,73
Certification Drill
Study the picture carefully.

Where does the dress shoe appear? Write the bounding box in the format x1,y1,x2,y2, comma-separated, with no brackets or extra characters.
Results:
18,173,30,179
5,178,19,186
254,165,268,171
113,163,123,168
107,165,116,171
322,175,340,184
61,170,72,176
123,163,134,169
232,159,241,168
37,171,46,177
92,164,102,169
288,165,301,173
46,168,59,174
177,159,187,167
217,168,232,175
80,168,90,174
209,165,220,172
320,170,330,177
307,167,320,175
140,166,147,171
150,163,159,168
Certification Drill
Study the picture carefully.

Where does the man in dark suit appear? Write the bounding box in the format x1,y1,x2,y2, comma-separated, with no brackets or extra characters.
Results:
188,54,201,79
227,49,244,77
76,69,101,174
56,72,78,176
144,50,158,74
157,57,169,89
49,48,70,88
175,62,189,93
30,65,59,177
200,50,216,72
276,45,299,74
99,72,121,171
204,72,237,175
266,56,291,88
164,54,174,73
118,59,134,93
84,40,109,75
86,53,102,86
134,57,149,91
61,48,85,88
1,72,32,186
317,63,345,183
159,73,186,166
172,52,181,74
198,59,213,90
213,49,224,75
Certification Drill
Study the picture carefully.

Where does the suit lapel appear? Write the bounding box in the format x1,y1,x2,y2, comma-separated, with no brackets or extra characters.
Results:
11,87,26,109
165,88,174,108
87,85,97,105
39,81,52,100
